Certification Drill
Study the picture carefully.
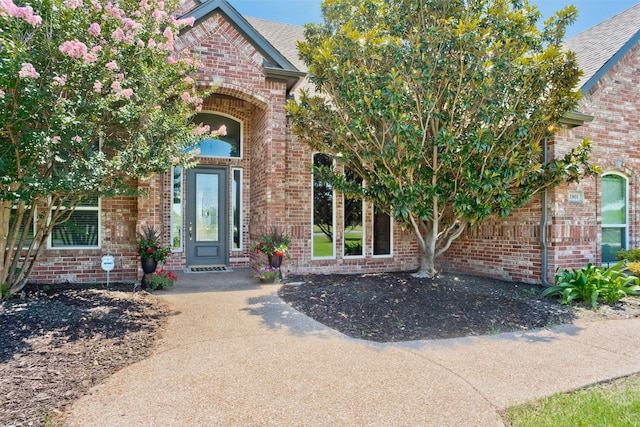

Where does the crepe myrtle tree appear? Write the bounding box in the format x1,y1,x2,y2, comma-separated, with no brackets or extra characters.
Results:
0,0,219,298
288,0,598,278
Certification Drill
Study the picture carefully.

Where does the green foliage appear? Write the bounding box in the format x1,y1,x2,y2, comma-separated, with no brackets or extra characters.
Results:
0,0,214,296
504,374,640,427
145,269,177,290
251,227,290,256
616,247,640,262
542,262,640,308
288,0,598,277
136,225,171,263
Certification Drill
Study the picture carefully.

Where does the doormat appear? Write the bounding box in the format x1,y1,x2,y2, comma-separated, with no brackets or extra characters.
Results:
186,265,230,273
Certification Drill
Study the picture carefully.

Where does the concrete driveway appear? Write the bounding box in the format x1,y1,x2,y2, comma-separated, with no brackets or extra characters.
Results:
66,269,640,426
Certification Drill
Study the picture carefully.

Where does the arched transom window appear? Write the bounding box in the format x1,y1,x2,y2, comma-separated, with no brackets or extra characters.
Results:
192,113,241,158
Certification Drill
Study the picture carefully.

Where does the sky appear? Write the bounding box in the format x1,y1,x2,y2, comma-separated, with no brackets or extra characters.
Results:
230,0,639,39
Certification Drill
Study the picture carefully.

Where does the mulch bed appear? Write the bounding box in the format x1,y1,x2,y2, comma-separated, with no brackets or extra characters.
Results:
0,283,167,427
2,272,639,426
280,271,640,342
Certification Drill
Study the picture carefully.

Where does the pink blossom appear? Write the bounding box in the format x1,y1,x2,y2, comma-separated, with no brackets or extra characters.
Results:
120,88,133,99
194,97,203,111
72,135,82,143
88,22,101,36
137,39,145,48
114,73,124,80
151,9,165,21
217,125,228,136
111,27,125,42
83,52,98,63
59,40,88,59
139,0,150,11
105,61,118,70
181,92,191,103
90,0,102,11
110,81,121,91
147,39,156,49
52,136,61,143
93,81,102,92
91,45,102,52
183,76,194,84
52,76,66,86
63,0,82,9
0,89,4,98
175,16,195,27
0,1,42,26
18,62,39,79
167,56,177,64
171,156,179,164
193,125,210,136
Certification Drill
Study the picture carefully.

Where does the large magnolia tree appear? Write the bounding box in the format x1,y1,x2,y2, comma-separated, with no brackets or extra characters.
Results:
0,0,213,298
288,0,598,278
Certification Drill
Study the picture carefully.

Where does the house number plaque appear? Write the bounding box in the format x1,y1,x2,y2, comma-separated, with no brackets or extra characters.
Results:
568,190,584,204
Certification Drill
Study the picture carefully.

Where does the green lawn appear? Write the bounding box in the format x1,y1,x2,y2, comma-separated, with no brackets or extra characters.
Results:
503,374,640,426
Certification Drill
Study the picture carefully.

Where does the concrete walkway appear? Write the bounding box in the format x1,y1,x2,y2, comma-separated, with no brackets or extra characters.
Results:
66,268,640,426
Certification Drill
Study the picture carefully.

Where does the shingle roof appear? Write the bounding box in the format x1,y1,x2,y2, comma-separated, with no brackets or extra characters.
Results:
244,16,315,95
563,3,640,92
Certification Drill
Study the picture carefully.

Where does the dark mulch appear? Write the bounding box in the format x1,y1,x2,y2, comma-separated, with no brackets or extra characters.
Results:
0,283,167,427
2,273,640,426
279,271,640,342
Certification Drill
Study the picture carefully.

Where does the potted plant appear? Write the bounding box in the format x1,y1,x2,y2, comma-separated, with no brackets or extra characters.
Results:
254,266,280,283
136,225,172,289
144,269,178,290
251,227,290,268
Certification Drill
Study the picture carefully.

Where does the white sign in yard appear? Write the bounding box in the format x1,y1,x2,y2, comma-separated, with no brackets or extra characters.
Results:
101,255,115,272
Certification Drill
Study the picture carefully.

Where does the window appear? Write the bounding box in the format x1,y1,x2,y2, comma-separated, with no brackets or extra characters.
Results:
373,206,392,256
9,205,35,249
51,196,100,248
601,174,627,263
192,113,241,158
312,153,335,258
343,170,364,257
232,168,242,250
171,167,183,250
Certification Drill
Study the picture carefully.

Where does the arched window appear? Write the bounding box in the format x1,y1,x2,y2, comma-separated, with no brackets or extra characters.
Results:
601,173,628,263
192,113,241,158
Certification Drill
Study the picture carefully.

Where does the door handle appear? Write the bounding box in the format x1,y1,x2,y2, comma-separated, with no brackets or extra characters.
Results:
188,223,193,241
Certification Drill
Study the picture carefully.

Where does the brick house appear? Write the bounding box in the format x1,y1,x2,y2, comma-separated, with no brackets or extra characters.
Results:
29,1,639,285
445,3,640,283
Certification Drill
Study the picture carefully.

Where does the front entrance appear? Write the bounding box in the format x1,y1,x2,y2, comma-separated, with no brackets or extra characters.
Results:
186,167,228,267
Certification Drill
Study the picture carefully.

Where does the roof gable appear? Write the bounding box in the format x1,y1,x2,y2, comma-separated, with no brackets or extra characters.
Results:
563,3,640,93
181,0,305,91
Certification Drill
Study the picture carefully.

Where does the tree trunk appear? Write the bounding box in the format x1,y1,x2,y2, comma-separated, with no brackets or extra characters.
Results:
412,231,437,278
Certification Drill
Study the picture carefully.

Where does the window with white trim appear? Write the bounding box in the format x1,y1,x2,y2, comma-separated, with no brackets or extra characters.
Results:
601,173,628,263
171,167,183,250
312,153,335,258
232,168,242,250
343,169,364,257
50,196,100,248
9,204,35,249
192,113,242,158
373,206,392,256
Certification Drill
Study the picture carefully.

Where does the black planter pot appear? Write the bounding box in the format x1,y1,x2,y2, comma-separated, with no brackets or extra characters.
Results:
267,254,283,268
140,257,158,290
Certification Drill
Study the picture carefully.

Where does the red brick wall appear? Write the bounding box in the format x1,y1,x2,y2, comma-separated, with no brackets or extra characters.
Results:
445,42,640,284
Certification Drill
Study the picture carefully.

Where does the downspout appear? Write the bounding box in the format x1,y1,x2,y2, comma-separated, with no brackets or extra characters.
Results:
540,139,551,287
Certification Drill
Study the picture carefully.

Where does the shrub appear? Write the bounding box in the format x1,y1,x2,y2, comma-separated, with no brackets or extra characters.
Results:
542,261,640,309
628,262,640,277
616,247,640,262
